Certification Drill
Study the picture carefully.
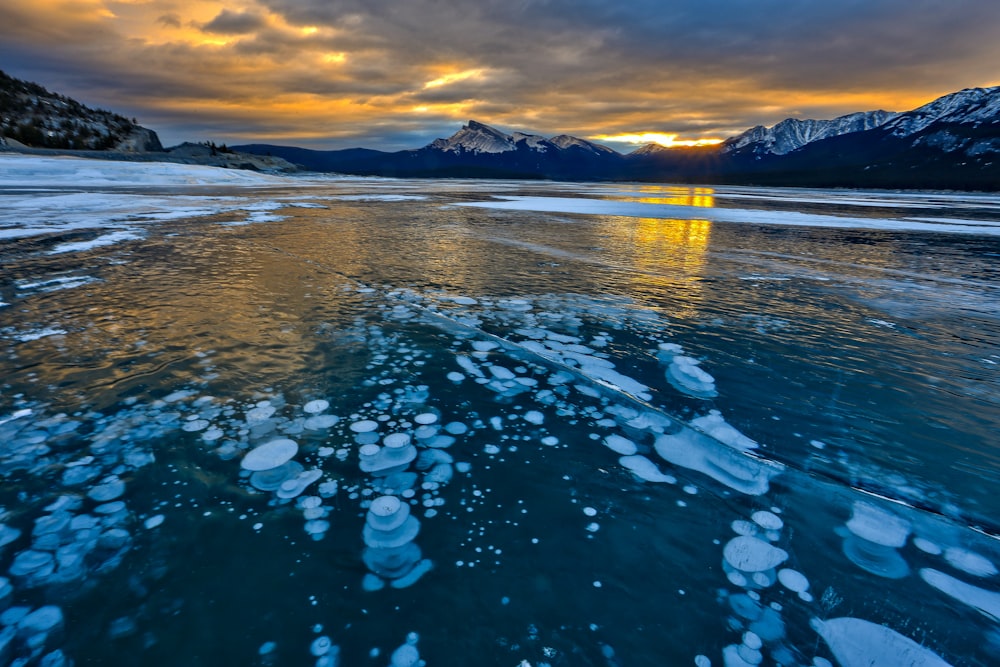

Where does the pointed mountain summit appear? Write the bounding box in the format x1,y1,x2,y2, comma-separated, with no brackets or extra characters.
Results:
429,120,518,154
628,143,671,157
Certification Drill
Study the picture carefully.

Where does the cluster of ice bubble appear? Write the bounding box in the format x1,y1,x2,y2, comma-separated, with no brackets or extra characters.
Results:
0,603,67,666
387,632,424,667
391,288,785,498
712,508,801,666
0,398,165,665
657,343,718,398
361,496,433,591
309,632,341,667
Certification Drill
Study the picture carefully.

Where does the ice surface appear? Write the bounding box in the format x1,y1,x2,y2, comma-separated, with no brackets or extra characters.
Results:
459,195,1000,236
811,617,953,667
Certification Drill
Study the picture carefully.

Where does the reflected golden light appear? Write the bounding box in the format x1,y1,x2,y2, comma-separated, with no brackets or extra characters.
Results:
300,26,319,35
595,211,713,320
594,132,724,147
322,52,347,64
625,185,715,208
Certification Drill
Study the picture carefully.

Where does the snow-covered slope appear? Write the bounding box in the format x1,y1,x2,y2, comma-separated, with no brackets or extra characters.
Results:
549,134,619,156
883,86,1000,137
723,111,897,156
429,121,518,154
628,143,670,157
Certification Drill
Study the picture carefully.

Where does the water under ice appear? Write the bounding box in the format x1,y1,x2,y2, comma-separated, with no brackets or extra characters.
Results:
1,159,999,666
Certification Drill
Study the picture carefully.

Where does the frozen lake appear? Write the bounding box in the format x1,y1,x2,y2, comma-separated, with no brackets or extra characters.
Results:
1,155,999,666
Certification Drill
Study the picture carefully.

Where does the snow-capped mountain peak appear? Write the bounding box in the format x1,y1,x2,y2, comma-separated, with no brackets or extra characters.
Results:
548,134,619,155
429,120,517,154
512,131,549,152
883,86,1000,137
723,110,898,156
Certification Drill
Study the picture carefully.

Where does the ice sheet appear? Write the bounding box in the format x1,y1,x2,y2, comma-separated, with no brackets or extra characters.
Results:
457,196,1000,236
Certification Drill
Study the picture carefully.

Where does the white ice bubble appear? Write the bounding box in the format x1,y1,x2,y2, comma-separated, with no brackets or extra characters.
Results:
777,568,809,593
690,411,758,451
523,410,545,425
240,438,298,471
414,413,438,425
350,420,379,433
583,507,598,517
751,511,783,531
619,455,675,483
143,515,165,530
811,616,951,667
666,356,718,399
602,434,638,455
920,568,1000,620
913,537,942,555
303,400,330,414
446,372,465,382
846,501,910,548
304,414,339,430
944,547,998,577
723,536,788,573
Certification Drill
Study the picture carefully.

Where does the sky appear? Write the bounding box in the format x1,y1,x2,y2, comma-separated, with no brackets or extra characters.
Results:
2,0,999,152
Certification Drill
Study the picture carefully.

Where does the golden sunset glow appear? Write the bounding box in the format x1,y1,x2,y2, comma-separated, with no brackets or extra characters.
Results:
596,133,725,148
424,69,489,89
1,0,997,149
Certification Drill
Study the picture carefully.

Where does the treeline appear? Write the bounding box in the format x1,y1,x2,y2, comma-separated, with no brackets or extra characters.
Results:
0,69,138,150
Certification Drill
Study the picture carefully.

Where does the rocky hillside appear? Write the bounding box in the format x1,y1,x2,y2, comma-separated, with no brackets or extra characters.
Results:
0,69,162,152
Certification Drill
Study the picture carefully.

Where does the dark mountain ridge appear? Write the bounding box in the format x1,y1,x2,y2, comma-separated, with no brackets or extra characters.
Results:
236,87,1000,189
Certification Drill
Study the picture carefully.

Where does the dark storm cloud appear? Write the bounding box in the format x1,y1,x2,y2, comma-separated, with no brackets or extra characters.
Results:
156,13,181,29
201,9,267,35
2,0,999,148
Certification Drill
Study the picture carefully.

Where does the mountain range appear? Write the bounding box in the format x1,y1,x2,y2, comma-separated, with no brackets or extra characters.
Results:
236,86,1000,190
1,67,997,190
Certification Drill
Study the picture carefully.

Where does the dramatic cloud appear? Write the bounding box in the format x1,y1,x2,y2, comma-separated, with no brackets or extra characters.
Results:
2,0,999,149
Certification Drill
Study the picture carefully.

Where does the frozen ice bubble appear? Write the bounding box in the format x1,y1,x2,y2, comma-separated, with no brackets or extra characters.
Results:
723,536,788,572
751,510,783,531
366,496,411,531
811,616,951,667
310,635,333,656
846,501,910,548
777,568,809,593
619,455,675,483
920,568,1000,620
944,547,997,577
303,400,330,414
350,420,379,433
240,438,298,471
414,413,438,425
87,476,126,502
17,605,64,636
383,433,412,448
603,434,638,455
249,461,304,492
304,414,339,430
